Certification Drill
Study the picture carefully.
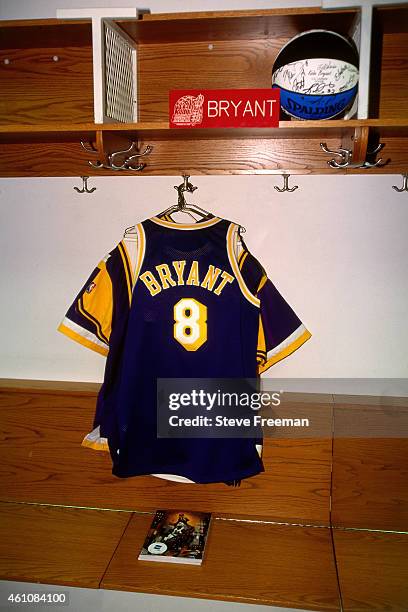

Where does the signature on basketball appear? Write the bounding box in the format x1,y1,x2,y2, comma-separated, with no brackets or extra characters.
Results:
335,65,348,80
281,67,296,82
302,81,336,95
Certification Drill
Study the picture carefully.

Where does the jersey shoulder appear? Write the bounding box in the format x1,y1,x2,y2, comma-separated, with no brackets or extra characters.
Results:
238,238,267,296
57,240,136,355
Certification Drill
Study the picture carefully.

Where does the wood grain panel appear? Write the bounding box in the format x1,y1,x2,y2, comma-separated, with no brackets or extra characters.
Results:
378,32,408,120
360,135,408,174
0,387,332,523
0,502,131,587
138,39,285,121
139,137,345,175
375,6,408,34
0,20,92,49
0,378,101,395
0,137,347,176
332,398,408,531
119,9,356,44
102,513,341,610
1,135,406,176
1,118,405,136
341,127,369,166
333,529,408,612
0,141,97,176
0,47,94,124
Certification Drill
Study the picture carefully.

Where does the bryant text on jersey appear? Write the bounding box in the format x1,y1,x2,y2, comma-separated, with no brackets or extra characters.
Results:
139,260,234,296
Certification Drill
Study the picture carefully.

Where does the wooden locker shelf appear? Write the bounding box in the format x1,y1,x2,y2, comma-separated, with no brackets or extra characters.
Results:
0,5,407,176
0,381,333,523
0,502,130,588
1,118,407,136
102,513,341,610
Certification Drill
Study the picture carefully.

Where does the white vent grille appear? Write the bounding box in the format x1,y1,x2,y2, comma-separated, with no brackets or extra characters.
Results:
104,21,137,123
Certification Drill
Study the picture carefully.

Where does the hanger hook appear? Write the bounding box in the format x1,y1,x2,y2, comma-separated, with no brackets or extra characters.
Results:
73,176,96,194
174,184,187,209
274,174,298,193
392,174,408,192
179,174,198,194
173,175,199,209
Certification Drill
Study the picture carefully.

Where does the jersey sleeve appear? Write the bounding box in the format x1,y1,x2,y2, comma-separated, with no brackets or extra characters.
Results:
238,242,312,374
57,255,114,356
58,239,137,452
58,238,137,356
256,279,312,373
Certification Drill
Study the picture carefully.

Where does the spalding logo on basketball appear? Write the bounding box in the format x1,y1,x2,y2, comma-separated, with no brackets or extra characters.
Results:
272,30,359,120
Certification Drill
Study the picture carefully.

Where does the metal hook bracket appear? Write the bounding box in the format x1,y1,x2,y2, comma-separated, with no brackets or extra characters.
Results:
392,174,408,192
320,142,352,168
80,138,152,171
109,143,153,171
320,142,386,169
73,176,96,194
80,140,98,154
274,174,298,193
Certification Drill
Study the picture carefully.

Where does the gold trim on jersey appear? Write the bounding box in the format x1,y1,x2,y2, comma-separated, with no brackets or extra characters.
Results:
77,261,112,344
118,240,134,304
226,224,260,308
258,326,312,374
150,216,222,230
257,274,267,293
81,426,109,452
81,437,109,451
57,321,109,356
134,223,146,284
257,315,266,361
77,299,109,345
238,250,248,270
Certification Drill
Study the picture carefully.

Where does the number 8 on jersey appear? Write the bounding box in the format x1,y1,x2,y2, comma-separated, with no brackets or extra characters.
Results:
174,298,207,351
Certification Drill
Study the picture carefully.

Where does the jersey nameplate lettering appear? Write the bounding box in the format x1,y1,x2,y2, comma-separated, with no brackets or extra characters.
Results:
139,260,234,297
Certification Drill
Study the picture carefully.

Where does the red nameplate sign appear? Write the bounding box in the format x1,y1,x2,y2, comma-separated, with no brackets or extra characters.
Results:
169,89,280,128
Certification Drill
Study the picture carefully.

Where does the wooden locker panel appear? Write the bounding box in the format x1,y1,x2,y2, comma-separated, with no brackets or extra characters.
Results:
333,528,408,611
0,384,332,524
371,6,408,120
0,135,349,177
0,46,94,125
332,396,408,531
0,502,130,587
